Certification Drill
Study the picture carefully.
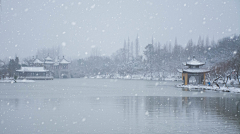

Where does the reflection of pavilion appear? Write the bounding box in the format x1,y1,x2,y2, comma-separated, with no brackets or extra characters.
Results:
178,56,209,85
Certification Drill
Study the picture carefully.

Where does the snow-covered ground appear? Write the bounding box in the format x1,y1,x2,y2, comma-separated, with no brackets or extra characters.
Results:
85,74,182,81
176,84,240,93
214,79,240,85
0,79,35,83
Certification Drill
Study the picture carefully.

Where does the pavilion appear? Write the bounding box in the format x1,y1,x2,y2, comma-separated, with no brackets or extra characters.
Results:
23,54,71,79
44,54,54,69
16,67,53,80
32,56,44,67
178,56,210,85
58,56,71,78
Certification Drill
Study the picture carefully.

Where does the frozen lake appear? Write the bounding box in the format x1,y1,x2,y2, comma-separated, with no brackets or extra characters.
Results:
0,78,240,133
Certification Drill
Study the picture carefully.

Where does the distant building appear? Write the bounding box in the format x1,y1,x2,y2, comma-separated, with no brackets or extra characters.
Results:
44,54,54,69
178,56,210,85
32,56,44,67
52,56,71,78
16,67,53,80
29,54,71,78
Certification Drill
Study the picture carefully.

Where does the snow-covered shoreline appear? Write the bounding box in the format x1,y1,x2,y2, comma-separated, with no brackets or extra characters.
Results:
85,75,182,81
176,84,240,93
0,79,35,83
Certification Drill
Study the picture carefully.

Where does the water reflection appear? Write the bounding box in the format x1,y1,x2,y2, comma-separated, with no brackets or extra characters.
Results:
116,96,240,133
0,79,240,133
0,95,240,133
182,87,205,92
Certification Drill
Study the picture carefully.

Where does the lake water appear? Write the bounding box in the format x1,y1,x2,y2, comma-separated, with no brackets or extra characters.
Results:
0,78,240,134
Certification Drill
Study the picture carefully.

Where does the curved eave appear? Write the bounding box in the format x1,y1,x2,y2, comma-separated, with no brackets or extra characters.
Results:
45,56,53,61
59,58,71,64
33,59,44,64
183,70,210,73
177,69,183,73
186,63,205,66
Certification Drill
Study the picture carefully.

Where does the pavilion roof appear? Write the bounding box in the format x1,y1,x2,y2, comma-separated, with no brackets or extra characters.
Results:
45,56,53,61
33,58,44,64
186,56,205,66
59,56,70,64
45,54,53,61
182,68,210,73
16,67,49,72
177,69,183,73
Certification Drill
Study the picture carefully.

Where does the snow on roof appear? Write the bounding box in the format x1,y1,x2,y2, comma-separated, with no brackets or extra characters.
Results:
16,67,49,72
33,58,44,64
186,56,205,66
183,68,210,73
59,56,70,64
45,56,53,61
45,54,53,61
177,69,183,73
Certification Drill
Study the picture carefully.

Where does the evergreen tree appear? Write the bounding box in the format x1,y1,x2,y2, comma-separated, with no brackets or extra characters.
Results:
135,35,139,58
144,44,154,78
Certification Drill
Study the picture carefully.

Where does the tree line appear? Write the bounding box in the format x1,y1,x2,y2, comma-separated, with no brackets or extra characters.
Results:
71,35,240,80
0,57,20,79
1,34,239,81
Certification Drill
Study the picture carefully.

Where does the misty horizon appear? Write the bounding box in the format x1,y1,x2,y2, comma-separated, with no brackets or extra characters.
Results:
0,0,240,59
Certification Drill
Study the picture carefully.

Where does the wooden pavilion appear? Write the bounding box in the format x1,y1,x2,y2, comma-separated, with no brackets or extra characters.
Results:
178,56,210,85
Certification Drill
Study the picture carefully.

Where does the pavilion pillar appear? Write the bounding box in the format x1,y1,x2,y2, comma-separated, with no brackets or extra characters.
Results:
203,73,206,85
182,73,188,85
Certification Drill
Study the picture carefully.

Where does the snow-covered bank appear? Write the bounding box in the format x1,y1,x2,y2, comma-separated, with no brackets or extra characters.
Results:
0,79,35,83
86,75,182,81
176,84,240,93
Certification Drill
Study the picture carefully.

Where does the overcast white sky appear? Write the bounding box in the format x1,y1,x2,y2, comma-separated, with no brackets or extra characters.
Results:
0,0,239,59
